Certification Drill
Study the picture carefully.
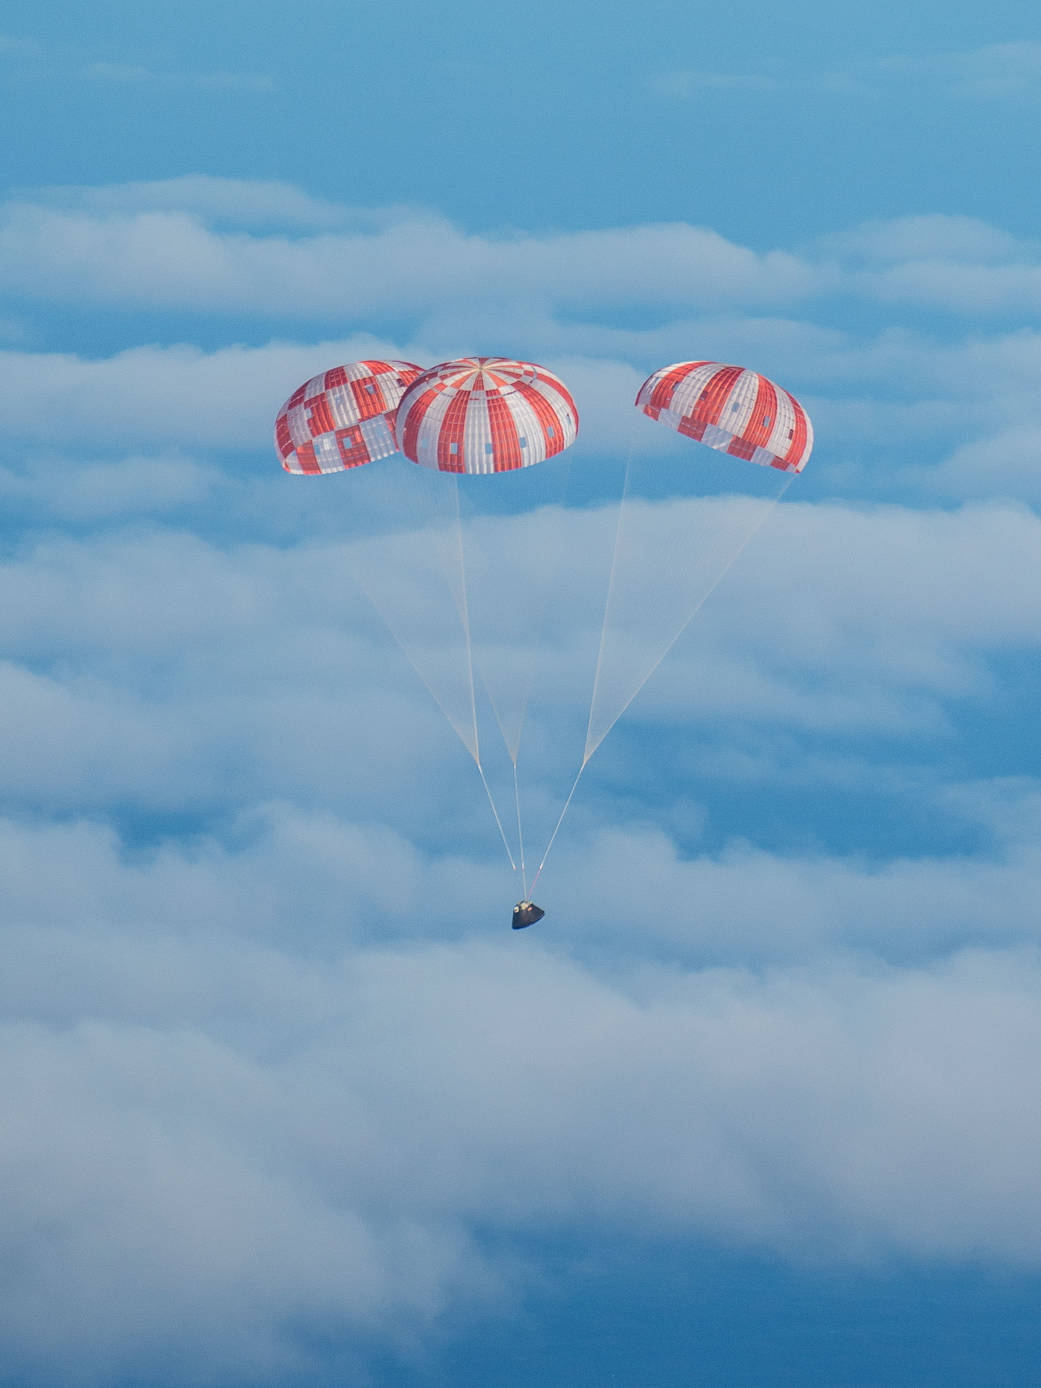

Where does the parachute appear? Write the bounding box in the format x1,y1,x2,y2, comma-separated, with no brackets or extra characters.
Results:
635,361,813,472
395,357,582,898
274,355,812,925
275,360,423,474
577,363,813,771
397,357,578,473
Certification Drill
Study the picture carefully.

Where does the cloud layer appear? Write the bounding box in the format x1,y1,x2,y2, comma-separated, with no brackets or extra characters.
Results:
6,883,1041,1383
3,176,1041,1382
5,181,1041,324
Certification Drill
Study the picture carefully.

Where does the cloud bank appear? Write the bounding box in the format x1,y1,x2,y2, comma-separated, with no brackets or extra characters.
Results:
3,175,1041,1382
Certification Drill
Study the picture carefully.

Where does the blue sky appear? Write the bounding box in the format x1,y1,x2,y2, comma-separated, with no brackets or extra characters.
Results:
4,3,1041,1384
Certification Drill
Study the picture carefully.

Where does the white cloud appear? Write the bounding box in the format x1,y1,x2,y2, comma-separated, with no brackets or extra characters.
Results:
3,182,1041,355
0,341,1039,1378
545,801,1041,962
0,452,215,520
1,183,1040,351
817,214,1041,315
821,213,1032,266
0,339,396,452
30,176,385,230
0,189,825,320
0,493,1034,858
924,425,1041,504
3,86,1040,1388
857,260,1041,314
0,527,483,822
5,852,1041,1384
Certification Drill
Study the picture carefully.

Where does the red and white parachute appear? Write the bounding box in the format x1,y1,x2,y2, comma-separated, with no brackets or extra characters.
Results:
275,360,424,475
636,361,813,473
396,357,578,473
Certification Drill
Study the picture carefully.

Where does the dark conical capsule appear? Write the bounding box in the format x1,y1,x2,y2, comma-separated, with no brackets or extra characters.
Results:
512,900,545,930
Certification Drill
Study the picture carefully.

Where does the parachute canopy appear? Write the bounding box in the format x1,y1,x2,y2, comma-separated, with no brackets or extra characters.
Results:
636,361,813,473
397,357,579,474
275,360,424,475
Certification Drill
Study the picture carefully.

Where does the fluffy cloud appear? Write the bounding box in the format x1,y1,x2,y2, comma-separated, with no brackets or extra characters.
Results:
28,178,417,231
822,214,1033,266
0,339,400,452
0,498,1035,811
856,261,1041,315
0,195,821,320
5,839,1041,1386
0,452,215,521
4,173,1041,1382
3,181,1041,335
823,214,1041,313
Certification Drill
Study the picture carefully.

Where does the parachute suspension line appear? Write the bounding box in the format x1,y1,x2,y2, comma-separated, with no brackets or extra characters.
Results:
513,759,528,898
464,457,574,768
349,466,485,765
530,757,588,893
583,471,796,764
449,455,578,884
476,758,517,872
531,466,796,890
354,567,479,762
476,663,519,768
450,476,482,769
451,476,519,872
528,447,634,894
